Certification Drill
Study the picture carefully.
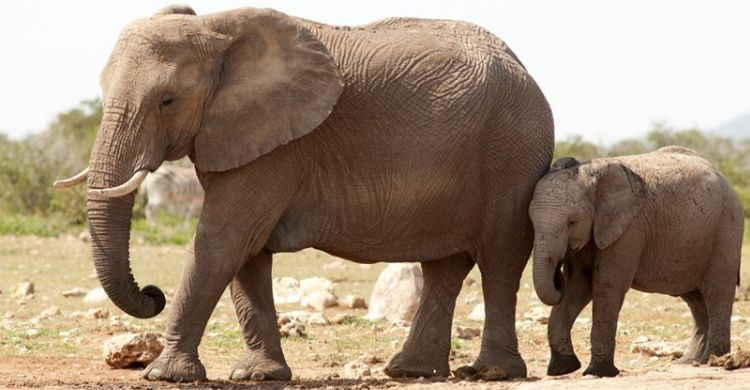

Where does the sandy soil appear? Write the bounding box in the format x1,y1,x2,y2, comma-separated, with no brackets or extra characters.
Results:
1,235,749,389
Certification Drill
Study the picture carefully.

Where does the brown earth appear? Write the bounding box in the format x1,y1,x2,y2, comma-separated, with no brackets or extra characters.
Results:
1,235,749,389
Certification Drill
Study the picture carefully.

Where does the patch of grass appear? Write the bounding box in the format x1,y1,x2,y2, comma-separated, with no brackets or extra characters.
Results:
0,214,75,237
451,338,462,350
131,214,196,246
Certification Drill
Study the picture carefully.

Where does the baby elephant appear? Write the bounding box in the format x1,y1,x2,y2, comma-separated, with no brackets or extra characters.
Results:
529,146,744,377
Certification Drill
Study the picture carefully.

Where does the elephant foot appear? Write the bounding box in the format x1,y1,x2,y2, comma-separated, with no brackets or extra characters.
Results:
453,355,526,380
582,358,619,377
383,350,449,378
230,350,292,381
143,352,206,382
547,350,581,376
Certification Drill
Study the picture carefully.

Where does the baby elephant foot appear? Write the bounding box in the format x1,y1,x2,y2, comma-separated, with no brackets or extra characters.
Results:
582,358,619,377
547,350,581,376
453,356,527,380
384,351,449,378
230,351,292,381
143,353,206,382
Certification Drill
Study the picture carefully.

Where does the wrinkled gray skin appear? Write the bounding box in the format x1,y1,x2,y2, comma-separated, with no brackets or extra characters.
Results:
82,5,553,382
529,147,743,377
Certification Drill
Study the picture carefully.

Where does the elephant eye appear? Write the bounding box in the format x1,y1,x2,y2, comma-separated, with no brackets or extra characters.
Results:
160,94,175,109
567,220,576,227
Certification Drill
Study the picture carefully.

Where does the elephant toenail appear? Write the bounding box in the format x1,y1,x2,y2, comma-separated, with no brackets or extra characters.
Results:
250,371,266,380
230,369,246,380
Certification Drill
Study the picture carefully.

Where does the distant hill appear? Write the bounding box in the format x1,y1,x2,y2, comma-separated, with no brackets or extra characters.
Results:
714,112,750,140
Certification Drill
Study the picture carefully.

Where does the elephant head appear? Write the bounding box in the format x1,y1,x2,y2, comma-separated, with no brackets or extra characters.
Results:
528,157,647,305
54,5,343,318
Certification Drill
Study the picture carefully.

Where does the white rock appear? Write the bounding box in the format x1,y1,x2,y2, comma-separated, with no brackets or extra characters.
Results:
278,311,329,326
272,277,301,304
468,303,485,321
341,294,367,309
26,329,40,337
78,231,91,243
523,306,549,324
84,288,108,303
365,263,423,323
10,282,34,298
301,290,338,312
103,333,164,369
731,315,747,324
300,277,335,294
61,287,86,297
343,359,371,379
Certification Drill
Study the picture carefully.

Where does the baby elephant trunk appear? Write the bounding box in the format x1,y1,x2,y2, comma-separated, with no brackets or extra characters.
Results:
533,245,564,306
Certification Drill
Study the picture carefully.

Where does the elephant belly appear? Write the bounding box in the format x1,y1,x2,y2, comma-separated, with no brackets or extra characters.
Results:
631,249,711,295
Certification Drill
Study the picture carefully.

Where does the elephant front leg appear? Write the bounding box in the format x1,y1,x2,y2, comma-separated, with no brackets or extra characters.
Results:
143,238,246,382
547,266,592,375
583,264,635,378
229,250,291,381
384,254,473,378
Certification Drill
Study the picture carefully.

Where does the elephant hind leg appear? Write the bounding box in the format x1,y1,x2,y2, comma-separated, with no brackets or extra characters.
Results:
674,290,708,364
384,253,474,379
454,248,529,380
697,227,741,363
229,249,291,381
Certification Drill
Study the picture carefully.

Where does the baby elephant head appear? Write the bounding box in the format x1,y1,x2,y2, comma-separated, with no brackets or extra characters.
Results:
528,157,647,305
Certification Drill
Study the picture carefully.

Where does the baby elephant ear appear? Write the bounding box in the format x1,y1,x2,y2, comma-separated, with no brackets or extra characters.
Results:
592,162,647,249
154,4,196,16
194,8,344,172
550,156,580,172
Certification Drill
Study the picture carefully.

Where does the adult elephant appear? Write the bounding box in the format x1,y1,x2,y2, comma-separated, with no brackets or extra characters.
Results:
56,5,554,382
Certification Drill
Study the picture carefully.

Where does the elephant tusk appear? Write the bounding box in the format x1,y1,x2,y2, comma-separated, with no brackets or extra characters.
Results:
88,169,149,198
53,167,89,189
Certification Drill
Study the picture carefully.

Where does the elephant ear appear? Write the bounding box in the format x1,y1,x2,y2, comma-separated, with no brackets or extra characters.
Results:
592,162,647,249
194,8,344,172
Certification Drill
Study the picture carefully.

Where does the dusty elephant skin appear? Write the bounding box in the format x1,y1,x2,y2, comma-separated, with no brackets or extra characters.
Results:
57,4,554,383
529,147,744,377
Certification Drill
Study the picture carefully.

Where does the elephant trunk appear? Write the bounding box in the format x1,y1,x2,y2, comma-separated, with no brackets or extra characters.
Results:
86,105,165,319
532,242,564,306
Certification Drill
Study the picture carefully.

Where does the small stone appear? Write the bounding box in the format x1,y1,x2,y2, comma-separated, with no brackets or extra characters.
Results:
523,306,549,324
731,315,747,324
463,291,481,305
456,326,481,340
26,329,40,337
41,306,60,317
103,333,164,368
273,277,301,304
279,320,307,338
61,287,86,298
87,308,110,319
463,277,477,287
301,290,339,312
468,303,485,321
10,282,34,298
630,337,684,359
84,288,108,303
341,294,367,309
78,231,91,243
323,260,348,270
343,359,371,379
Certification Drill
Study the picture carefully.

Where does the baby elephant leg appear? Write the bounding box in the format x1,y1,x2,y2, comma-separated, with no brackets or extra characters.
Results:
547,266,592,375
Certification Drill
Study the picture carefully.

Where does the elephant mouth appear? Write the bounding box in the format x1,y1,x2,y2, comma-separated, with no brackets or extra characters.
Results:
553,261,564,295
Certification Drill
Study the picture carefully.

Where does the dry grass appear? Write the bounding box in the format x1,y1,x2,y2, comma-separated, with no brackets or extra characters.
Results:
1,235,749,388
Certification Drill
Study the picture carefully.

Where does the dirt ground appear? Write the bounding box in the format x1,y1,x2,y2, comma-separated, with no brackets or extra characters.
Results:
1,235,749,389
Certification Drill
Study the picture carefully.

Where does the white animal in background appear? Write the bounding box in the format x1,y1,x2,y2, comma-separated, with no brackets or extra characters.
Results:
140,164,204,227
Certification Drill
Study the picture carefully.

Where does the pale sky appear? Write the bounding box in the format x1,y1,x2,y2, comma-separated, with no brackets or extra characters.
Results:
1,1,748,143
